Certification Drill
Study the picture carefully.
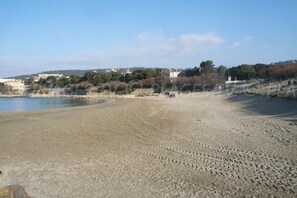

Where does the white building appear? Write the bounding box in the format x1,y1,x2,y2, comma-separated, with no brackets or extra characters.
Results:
105,68,118,73
38,73,63,79
225,76,247,84
0,79,25,91
0,79,10,83
169,70,181,79
122,68,132,75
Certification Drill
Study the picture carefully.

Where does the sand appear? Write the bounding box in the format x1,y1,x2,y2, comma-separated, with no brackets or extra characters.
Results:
0,92,296,197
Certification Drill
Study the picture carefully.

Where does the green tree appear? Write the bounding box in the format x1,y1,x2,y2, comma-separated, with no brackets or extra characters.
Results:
124,73,133,83
24,78,34,85
46,76,58,87
178,67,200,77
56,77,70,87
237,64,256,80
253,64,269,79
200,60,215,75
81,71,102,86
70,75,81,84
132,69,156,80
217,65,227,77
38,78,47,86
156,69,163,76
110,72,123,81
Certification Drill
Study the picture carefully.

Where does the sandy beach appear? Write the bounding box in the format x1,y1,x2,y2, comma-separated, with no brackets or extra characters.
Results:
0,92,296,197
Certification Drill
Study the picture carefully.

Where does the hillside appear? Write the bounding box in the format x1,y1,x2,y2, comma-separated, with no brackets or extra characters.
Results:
10,67,170,80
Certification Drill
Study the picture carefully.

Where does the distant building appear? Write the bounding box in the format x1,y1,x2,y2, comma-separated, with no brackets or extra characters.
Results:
33,73,64,82
271,60,297,65
38,74,63,79
122,68,132,75
225,76,246,84
105,68,118,73
0,79,10,83
0,79,25,91
169,69,181,79
33,77,39,82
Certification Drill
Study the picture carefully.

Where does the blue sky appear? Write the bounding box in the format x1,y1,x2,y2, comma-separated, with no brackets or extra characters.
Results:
0,0,296,77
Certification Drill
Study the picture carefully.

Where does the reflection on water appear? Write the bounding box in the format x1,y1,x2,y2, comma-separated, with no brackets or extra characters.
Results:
0,97,105,112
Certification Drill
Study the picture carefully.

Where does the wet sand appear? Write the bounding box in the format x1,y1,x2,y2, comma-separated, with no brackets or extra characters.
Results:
0,93,296,197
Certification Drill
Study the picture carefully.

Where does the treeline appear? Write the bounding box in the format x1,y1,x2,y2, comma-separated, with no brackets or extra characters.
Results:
26,60,226,94
24,60,297,95
228,63,297,80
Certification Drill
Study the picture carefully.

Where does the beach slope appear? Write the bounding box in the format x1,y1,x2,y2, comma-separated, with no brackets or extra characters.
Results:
0,93,296,197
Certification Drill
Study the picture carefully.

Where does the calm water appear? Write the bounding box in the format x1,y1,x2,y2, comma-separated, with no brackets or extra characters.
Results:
0,97,104,112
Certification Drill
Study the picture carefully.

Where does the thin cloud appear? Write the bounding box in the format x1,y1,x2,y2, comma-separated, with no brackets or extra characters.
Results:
0,32,224,77
112,32,224,66
229,36,253,48
121,32,224,57
47,51,108,66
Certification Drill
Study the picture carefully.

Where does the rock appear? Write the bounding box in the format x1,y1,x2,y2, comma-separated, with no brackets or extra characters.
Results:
0,184,32,198
169,93,176,98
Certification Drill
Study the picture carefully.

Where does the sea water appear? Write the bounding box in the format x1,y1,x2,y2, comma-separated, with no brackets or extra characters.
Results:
0,97,103,112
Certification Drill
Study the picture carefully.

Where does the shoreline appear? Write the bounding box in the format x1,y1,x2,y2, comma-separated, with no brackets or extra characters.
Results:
0,93,129,99
1,90,297,101
0,94,25,98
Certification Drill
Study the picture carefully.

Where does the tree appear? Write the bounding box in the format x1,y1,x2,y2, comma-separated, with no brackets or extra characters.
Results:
131,69,156,80
38,78,47,86
56,77,70,87
217,65,227,76
178,67,200,77
253,64,269,79
70,75,81,84
124,73,133,83
46,76,58,87
24,78,34,85
237,64,256,80
0,84,12,94
81,71,102,86
156,69,163,76
109,72,123,81
200,60,215,75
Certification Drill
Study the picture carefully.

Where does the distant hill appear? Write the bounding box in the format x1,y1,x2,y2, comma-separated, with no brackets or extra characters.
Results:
10,69,92,80
10,67,170,80
271,60,297,65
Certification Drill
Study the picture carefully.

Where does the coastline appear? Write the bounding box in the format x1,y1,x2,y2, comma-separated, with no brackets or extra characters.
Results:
0,94,25,98
0,92,137,99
